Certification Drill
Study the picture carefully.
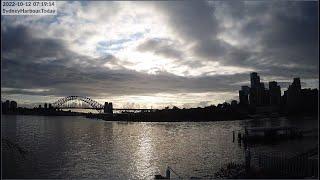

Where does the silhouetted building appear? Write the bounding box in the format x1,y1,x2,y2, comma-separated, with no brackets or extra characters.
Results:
104,102,113,114
239,86,250,105
286,78,301,111
49,103,52,109
2,100,10,112
10,101,17,111
269,81,281,106
300,88,318,113
44,103,48,109
249,73,265,106
240,73,319,114
2,100,18,113
231,100,238,106
263,89,270,105
293,78,301,89
250,72,260,88
38,105,42,109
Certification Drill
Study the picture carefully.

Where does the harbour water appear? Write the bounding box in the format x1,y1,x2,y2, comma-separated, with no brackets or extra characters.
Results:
1,115,318,179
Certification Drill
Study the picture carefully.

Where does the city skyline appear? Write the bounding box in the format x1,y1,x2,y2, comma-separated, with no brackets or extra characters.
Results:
2,1,319,108
2,73,317,110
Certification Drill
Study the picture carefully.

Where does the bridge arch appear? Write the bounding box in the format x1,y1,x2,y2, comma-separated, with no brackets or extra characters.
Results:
52,96,104,112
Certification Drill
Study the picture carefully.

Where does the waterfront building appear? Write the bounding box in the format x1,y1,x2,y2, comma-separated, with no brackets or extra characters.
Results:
286,78,301,111
263,89,270,105
2,100,17,112
249,72,267,106
239,86,250,105
300,88,318,113
10,101,17,110
250,72,260,88
3,100,10,112
269,81,281,106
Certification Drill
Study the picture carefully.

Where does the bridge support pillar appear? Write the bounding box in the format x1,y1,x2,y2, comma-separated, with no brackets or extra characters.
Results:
104,102,113,114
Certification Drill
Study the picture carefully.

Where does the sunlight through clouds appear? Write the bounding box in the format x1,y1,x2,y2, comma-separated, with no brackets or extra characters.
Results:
2,1,318,108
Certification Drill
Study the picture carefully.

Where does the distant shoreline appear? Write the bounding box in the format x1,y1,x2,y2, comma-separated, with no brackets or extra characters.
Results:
2,111,317,123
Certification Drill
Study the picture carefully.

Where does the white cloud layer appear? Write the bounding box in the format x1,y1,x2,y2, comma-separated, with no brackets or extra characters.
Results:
1,1,318,108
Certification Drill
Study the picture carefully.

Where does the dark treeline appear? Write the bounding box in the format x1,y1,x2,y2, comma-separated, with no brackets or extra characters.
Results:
112,104,248,122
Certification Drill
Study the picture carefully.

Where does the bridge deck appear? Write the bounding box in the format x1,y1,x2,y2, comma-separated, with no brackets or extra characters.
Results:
58,107,157,111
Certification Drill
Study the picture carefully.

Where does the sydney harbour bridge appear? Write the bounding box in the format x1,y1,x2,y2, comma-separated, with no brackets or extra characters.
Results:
51,96,155,113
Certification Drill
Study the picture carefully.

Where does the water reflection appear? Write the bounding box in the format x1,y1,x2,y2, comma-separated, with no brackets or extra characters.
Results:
1,115,318,179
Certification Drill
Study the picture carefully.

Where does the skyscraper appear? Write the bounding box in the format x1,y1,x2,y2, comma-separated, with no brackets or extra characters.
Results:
269,81,281,106
239,86,250,105
250,72,260,88
286,78,302,111
249,72,265,106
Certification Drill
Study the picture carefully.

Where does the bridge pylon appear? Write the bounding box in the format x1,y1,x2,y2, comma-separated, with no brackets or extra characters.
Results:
104,102,113,114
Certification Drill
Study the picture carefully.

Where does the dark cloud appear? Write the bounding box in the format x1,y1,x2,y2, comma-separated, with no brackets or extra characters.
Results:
225,1,318,71
136,38,183,59
153,1,229,59
2,25,249,99
155,1,219,41
259,2,318,66
153,1,318,77
2,1,318,104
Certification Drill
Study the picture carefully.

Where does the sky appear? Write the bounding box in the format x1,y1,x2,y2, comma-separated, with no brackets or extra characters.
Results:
1,1,319,109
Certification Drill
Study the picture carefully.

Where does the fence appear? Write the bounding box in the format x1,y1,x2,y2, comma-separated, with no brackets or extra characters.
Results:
251,148,318,178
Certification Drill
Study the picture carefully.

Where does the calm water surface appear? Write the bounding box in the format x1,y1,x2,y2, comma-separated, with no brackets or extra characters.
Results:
2,115,318,179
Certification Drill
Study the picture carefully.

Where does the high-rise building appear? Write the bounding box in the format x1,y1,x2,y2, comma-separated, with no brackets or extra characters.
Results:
269,81,281,106
44,103,48,109
286,78,302,111
292,78,301,89
239,86,250,105
249,73,265,106
2,100,10,112
300,88,318,113
263,89,270,105
250,72,260,88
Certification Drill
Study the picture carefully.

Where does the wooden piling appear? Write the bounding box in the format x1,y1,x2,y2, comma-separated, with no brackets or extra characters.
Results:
232,131,235,142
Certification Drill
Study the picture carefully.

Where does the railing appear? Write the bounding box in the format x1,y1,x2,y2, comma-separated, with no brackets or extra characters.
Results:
251,148,318,178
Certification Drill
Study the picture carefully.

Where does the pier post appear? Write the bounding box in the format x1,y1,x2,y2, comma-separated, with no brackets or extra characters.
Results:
237,133,242,143
166,166,171,179
245,148,251,173
232,131,235,142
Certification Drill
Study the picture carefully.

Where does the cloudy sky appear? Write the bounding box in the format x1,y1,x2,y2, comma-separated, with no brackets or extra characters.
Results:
1,1,319,108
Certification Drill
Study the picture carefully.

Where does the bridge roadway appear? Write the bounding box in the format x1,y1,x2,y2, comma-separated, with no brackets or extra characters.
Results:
51,96,158,113
58,107,158,112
